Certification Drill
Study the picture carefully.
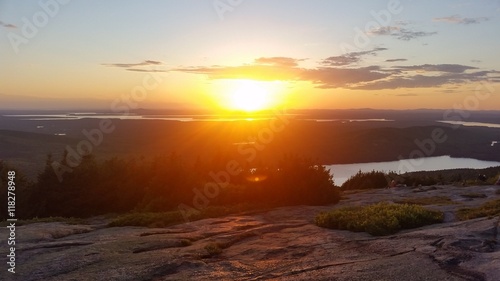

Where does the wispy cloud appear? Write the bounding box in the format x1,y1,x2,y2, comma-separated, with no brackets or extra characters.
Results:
0,20,17,29
385,58,407,62
254,57,305,67
101,60,167,72
368,26,400,36
102,60,162,68
392,29,437,41
174,63,302,81
125,69,168,73
321,48,387,66
368,25,437,41
395,64,477,73
433,15,489,24
396,93,418,97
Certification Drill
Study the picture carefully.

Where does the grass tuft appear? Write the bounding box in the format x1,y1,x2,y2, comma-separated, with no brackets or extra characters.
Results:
0,216,87,227
108,204,257,228
456,199,500,220
203,243,222,257
315,202,443,236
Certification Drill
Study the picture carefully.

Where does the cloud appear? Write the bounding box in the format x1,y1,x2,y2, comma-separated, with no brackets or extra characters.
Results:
321,48,387,66
395,64,477,73
254,57,304,67
385,58,407,62
174,64,302,81
396,93,418,97
0,20,17,29
367,25,437,41
368,26,400,36
392,29,437,41
102,60,162,68
302,66,392,89
356,68,495,90
173,57,497,91
433,15,489,24
125,69,168,73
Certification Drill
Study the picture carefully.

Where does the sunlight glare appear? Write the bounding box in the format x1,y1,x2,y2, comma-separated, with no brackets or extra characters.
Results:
220,79,285,112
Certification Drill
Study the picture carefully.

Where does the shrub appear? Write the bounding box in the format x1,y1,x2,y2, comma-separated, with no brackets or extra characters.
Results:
315,202,444,236
108,211,184,228
341,171,387,191
457,199,500,220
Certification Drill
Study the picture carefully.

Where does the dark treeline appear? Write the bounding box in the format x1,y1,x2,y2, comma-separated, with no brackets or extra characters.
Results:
0,152,340,220
340,168,500,191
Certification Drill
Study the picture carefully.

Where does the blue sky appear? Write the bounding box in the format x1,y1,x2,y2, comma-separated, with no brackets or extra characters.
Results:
1,0,499,110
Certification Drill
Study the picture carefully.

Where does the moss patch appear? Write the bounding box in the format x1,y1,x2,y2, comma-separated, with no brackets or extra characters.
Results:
315,202,444,236
457,199,500,220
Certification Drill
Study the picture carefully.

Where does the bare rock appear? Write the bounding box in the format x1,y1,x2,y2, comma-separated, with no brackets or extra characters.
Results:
2,185,499,280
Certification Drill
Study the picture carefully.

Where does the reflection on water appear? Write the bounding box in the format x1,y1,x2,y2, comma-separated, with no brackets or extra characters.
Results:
2,114,275,122
4,113,396,123
326,156,500,186
307,118,393,122
438,120,500,129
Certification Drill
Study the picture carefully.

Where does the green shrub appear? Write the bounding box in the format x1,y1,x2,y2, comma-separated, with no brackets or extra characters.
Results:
315,202,443,236
341,171,387,191
457,199,500,220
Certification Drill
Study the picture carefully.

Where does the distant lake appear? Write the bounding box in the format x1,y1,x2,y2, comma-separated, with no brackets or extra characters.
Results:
437,120,500,129
4,113,394,123
306,118,393,123
2,114,274,122
326,156,500,186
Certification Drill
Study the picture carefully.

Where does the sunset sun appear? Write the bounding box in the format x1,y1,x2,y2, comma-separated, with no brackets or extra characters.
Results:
221,79,285,112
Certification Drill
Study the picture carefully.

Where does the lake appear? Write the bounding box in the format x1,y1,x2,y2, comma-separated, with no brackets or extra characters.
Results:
326,156,500,186
437,120,500,129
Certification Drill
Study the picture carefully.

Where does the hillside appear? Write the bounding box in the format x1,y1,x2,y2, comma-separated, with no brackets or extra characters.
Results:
4,184,499,280
1,117,499,180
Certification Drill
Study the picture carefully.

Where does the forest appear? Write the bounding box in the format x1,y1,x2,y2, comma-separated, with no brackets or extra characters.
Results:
0,152,340,220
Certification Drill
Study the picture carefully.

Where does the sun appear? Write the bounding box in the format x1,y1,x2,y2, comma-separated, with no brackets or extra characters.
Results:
220,79,285,112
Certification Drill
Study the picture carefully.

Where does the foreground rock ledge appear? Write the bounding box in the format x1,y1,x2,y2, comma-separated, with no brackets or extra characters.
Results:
2,185,499,281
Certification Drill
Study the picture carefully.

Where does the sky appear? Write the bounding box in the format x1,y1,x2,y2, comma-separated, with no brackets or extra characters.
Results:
1,0,500,111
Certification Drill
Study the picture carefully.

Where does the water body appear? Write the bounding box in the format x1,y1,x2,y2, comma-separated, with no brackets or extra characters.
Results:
5,114,394,123
437,120,500,129
2,114,272,122
306,118,393,123
326,156,500,186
